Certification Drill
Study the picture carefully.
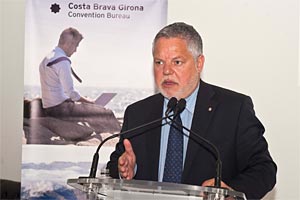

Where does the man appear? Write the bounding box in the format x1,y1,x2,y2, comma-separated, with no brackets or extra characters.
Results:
38,27,120,142
40,27,93,108
107,22,276,199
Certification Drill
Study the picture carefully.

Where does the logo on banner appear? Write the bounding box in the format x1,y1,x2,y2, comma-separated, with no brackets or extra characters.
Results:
50,3,61,13
48,2,144,19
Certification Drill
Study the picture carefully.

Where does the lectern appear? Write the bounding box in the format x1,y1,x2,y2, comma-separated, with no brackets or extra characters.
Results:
67,176,246,200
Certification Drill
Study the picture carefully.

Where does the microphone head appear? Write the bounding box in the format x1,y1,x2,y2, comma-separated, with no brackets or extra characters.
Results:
168,97,178,109
174,98,186,117
165,97,178,116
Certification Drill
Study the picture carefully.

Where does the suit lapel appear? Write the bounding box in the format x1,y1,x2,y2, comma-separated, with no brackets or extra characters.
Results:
145,94,164,180
182,80,219,181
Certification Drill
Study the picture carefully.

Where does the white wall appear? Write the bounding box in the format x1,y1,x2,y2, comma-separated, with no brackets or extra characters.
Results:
0,0,25,182
1,0,299,199
168,1,300,199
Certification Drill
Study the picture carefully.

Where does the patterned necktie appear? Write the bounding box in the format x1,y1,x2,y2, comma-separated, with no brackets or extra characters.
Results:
163,115,183,183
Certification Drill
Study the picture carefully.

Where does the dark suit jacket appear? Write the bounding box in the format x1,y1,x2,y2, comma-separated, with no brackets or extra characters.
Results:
107,80,277,199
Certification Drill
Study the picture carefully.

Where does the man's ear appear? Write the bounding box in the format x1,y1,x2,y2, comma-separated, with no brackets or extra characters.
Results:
196,54,205,73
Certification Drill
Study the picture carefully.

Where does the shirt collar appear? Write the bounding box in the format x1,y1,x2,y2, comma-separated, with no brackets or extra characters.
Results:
55,46,67,56
185,83,199,115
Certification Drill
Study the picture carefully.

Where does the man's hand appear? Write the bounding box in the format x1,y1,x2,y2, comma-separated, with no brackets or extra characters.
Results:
202,178,237,200
202,178,233,190
118,139,136,180
79,96,95,104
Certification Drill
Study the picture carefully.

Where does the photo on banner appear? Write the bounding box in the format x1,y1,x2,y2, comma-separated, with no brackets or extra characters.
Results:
21,0,167,198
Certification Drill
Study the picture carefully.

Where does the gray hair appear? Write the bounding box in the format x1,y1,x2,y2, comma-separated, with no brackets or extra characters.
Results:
152,22,203,60
58,27,83,45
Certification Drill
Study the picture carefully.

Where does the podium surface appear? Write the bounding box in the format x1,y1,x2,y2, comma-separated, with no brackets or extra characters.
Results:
67,177,246,200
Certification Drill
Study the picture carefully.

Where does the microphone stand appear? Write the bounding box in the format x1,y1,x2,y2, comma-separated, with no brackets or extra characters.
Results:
89,97,178,178
88,113,175,178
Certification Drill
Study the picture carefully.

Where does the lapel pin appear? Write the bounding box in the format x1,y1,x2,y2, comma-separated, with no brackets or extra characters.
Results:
208,107,212,112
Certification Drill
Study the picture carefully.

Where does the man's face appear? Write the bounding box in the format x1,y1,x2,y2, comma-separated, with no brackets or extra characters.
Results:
65,40,80,57
153,37,204,99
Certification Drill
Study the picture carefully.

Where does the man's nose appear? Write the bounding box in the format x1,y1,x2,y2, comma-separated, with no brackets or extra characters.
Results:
163,63,173,75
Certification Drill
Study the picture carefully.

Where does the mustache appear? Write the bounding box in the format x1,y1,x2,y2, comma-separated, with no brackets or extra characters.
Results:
161,78,177,84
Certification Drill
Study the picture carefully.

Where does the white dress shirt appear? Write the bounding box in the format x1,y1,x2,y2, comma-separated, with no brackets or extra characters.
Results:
39,47,81,108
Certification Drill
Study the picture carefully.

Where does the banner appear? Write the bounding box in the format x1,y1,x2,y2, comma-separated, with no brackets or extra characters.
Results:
22,0,167,198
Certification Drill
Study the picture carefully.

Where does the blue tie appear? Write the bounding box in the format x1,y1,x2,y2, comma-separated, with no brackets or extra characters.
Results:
163,115,183,183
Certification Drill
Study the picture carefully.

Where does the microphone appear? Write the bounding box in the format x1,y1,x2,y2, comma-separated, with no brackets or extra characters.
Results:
88,97,177,178
165,97,177,116
167,99,223,188
173,98,186,118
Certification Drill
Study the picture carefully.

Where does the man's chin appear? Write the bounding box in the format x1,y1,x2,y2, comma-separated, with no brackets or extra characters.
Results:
159,90,179,100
